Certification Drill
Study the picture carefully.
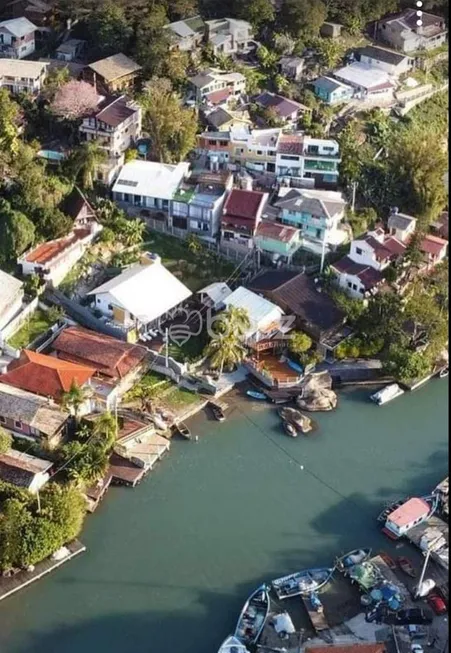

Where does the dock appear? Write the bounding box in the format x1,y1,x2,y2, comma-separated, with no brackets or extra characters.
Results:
0,540,85,602
301,595,329,632
404,515,449,582
369,555,414,607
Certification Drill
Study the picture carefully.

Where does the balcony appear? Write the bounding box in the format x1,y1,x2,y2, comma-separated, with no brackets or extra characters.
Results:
304,160,339,172
304,148,340,159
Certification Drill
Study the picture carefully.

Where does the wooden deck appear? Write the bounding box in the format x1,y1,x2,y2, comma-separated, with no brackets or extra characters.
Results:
301,595,329,632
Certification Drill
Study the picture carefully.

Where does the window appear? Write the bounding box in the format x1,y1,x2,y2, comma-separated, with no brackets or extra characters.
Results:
0,416,5,424
356,247,363,255
208,140,217,145
352,284,358,291
316,229,321,239
280,155,299,161
97,298,101,303
268,150,276,156
347,282,352,288
15,420,22,430
220,141,228,146
108,304,113,310
256,150,263,155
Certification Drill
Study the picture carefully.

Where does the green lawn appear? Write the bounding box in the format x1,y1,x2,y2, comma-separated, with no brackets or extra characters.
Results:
7,309,54,350
163,387,200,408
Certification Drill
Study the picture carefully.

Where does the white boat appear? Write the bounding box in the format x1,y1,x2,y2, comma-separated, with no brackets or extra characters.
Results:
370,383,404,406
218,635,250,653
439,367,449,378
272,567,333,600
336,548,372,571
235,584,270,646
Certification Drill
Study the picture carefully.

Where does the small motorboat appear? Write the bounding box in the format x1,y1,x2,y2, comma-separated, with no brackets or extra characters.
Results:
439,367,449,378
272,567,333,600
235,584,270,646
379,552,397,570
217,635,250,653
398,556,416,578
207,401,226,422
282,420,298,438
370,383,404,405
336,548,372,571
173,422,191,440
278,407,313,434
246,390,267,401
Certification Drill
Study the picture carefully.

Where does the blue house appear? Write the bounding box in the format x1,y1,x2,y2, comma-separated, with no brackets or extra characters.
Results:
312,76,354,105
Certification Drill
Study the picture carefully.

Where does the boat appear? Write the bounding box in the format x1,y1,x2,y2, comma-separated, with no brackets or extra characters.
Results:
287,359,304,374
282,420,298,438
173,422,191,440
207,401,226,422
398,556,416,578
377,497,409,523
246,390,267,401
234,584,270,646
272,567,333,600
370,383,404,406
278,407,313,434
379,552,397,570
218,635,250,653
439,367,449,378
336,548,372,571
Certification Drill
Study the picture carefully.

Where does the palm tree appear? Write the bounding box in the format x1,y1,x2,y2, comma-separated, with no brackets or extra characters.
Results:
122,218,146,247
70,141,107,190
62,381,92,422
220,306,251,339
92,411,117,451
204,332,247,376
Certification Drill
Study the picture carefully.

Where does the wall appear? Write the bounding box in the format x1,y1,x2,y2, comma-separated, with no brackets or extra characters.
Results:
0,295,39,346
349,239,383,270
0,288,24,333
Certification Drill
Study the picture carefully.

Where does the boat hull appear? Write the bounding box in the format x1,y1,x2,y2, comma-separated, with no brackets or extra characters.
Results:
218,635,249,653
336,548,372,571
235,584,270,646
272,567,333,600
246,390,267,400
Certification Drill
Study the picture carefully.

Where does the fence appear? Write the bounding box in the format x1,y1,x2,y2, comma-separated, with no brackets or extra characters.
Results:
0,296,39,346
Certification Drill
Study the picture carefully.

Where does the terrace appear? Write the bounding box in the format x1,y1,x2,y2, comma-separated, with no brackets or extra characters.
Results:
246,352,302,388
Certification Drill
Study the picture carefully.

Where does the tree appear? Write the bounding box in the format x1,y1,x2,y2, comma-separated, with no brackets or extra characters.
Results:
0,428,12,454
51,80,100,120
62,381,92,422
289,331,313,356
133,6,171,78
0,88,20,158
280,0,327,40
33,207,73,241
256,45,279,72
385,345,431,384
337,119,368,189
121,218,146,247
69,141,107,189
238,0,275,30
139,78,198,163
313,37,345,69
86,1,132,58
272,32,296,56
0,199,35,264
42,66,71,102
92,412,117,451
204,332,247,375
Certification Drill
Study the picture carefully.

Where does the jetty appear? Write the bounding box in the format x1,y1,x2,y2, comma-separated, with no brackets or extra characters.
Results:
301,595,329,632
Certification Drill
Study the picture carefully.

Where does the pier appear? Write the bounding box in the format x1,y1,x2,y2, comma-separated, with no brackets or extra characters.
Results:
301,595,329,632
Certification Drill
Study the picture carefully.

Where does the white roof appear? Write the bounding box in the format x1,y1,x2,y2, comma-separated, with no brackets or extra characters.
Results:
112,160,190,200
198,281,232,307
334,62,393,90
0,269,23,314
0,17,37,37
224,286,283,337
167,20,196,38
88,257,192,324
0,58,47,79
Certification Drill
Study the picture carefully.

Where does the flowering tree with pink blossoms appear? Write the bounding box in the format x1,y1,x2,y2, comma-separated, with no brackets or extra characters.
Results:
51,81,100,119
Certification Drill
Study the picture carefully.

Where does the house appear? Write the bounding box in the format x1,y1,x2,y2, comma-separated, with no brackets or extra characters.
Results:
203,107,251,132
320,22,343,39
85,53,142,93
224,286,284,343
79,95,142,184
88,253,192,336
274,187,347,253
254,91,310,127
383,497,431,538
60,186,98,228
112,160,190,216
387,211,417,242
165,15,205,51
18,224,101,287
197,282,232,311
188,68,246,105
419,234,448,269
51,326,148,410
55,38,85,62
278,56,304,81
170,170,233,237
0,349,95,410
0,381,69,447
249,270,349,360
0,270,23,337
0,58,47,93
254,221,302,264
224,126,281,174
378,8,448,53
0,448,53,493
312,76,355,105
1,0,52,26
330,256,385,298
221,188,268,248
205,17,254,56
276,134,341,188
333,62,395,100
0,16,37,59
355,45,413,76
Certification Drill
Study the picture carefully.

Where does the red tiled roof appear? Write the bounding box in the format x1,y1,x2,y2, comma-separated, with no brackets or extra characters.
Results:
363,233,405,261
52,326,147,379
388,497,430,527
223,189,266,221
420,234,448,257
221,215,257,233
23,229,91,265
277,133,304,155
256,220,299,243
0,350,95,401
331,256,383,290
205,87,232,105
368,81,395,92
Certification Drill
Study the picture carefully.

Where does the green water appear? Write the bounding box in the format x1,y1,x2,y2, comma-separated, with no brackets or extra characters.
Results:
0,381,448,653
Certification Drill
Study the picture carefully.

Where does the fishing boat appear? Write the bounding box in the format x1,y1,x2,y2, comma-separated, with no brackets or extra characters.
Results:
218,635,250,653
377,497,410,523
336,548,372,571
379,552,397,570
370,383,404,406
234,584,270,647
246,390,267,401
439,367,449,379
173,422,191,440
398,556,416,578
272,567,333,600
207,401,226,422
282,420,298,438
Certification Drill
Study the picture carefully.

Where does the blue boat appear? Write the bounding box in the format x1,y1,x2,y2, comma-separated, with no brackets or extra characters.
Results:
287,359,303,374
246,390,267,401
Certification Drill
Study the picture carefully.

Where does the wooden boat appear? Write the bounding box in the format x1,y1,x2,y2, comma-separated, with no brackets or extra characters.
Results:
246,390,267,401
379,552,397,570
234,584,270,646
272,567,333,600
336,548,372,571
173,422,191,440
282,420,298,438
439,367,449,378
218,635,250,653
207,401,226,422
398,556,416,578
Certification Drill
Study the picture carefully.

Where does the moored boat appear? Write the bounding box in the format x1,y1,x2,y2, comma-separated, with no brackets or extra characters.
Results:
439,367,449,378
370,383,404,405
272,567,333,600
398,556,416,578
379,552,397,570
173,422,191,440
246,390,267,401
336,548,372,571
218,635,250,653
234,584,270,646
282,420,298,438
207,401,226,422
278,407,314,434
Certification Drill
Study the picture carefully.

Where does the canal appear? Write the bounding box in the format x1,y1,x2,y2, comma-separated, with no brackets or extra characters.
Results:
0,380,448,653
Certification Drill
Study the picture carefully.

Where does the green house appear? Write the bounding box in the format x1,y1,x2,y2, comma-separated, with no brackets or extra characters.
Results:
254,221,302,262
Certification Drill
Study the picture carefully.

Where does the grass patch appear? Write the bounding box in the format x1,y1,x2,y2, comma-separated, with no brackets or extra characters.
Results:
163,387,200,408
7,309,54,350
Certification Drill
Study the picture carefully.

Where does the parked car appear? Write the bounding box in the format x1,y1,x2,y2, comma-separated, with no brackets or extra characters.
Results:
427,594,447,616
395,608,434,625
411,644,424,653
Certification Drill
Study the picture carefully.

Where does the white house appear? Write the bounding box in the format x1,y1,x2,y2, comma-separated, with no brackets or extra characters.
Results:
223,286,284,345
165,16,205,51
188,68,246,105
383,497,432,538
197,282,232,311
378,8,448,53
88,252,192,333
277,135,341,188
355,45,413,77
0,17,37,59
205,18,254,56
0,58,47,93
112,160,190,214
387,211,417,242
333,62,395,100
0,448,53,493
0,270,24,338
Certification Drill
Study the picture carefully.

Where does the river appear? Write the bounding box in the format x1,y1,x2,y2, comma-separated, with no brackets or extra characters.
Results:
0,380,448,653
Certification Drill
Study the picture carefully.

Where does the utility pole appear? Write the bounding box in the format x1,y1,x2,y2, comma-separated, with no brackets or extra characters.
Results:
36,490,41,514
320,228,327,275
351,181,357,213
415,534,442,599
164,327,169,368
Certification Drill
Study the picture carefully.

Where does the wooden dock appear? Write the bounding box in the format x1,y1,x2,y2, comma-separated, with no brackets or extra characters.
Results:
0,540,86,602
301,595,329,632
